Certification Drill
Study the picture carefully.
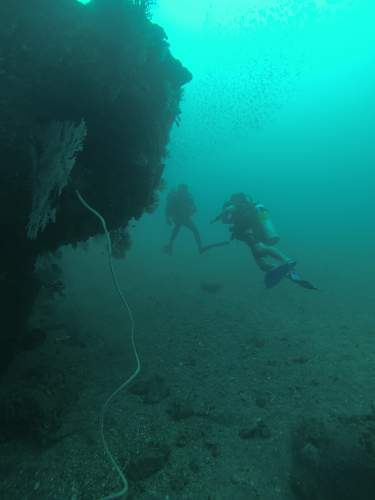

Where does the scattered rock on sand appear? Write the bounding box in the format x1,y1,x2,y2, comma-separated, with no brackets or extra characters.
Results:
129,375,170,404
290,413,375,500
200,281,223,293
167,400,195,421
239,419,271,440
126,444,170,481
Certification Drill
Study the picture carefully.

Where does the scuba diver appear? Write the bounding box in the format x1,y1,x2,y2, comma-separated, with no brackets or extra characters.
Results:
163,184,203,255
163,184,228,256
211,193,317,289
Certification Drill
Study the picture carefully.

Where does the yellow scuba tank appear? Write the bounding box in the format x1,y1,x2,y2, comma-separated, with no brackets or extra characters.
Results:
254,203,280,245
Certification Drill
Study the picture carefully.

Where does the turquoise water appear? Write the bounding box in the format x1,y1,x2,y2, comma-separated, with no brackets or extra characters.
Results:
78,1,375,237
3,2,375,498
152,0,375,242
109,0,375,300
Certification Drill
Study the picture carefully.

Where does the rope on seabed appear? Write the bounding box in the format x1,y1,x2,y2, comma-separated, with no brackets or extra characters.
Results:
76,189,141,500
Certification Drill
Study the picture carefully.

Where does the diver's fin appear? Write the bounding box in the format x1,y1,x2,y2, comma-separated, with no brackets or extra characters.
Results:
265,260,296,288
288,270,318,290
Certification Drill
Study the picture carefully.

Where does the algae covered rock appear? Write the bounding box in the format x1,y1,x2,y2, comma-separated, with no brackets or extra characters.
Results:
0,0,191,372
290,414,375,500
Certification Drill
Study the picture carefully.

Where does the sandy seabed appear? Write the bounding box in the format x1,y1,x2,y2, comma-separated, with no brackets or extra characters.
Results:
1,237,374,500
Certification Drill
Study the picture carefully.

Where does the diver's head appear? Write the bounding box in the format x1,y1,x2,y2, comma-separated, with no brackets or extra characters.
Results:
229,192,251,205
178,183,189,193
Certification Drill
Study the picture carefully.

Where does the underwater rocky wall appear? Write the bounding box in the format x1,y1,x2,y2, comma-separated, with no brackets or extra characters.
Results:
0,0,192,374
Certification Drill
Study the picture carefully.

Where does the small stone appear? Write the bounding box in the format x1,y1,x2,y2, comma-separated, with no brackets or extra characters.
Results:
189,459,200,473
175,433,189,447
254,338,265,348
126,445,170,481
239,419,271,440
129,376,170,404
255,395,268,408
167,400,195,421
169,474,188,492
204,440,221,458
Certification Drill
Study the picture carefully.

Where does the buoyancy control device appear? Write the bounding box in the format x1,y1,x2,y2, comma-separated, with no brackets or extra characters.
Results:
253,203,280,245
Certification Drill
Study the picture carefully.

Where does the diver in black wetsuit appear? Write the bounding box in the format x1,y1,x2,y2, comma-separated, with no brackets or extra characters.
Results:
163,184,229,256
163,184,203,255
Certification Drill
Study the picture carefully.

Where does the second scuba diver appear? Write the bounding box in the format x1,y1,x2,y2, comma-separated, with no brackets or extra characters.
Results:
164,184,229,255
211,193,317,289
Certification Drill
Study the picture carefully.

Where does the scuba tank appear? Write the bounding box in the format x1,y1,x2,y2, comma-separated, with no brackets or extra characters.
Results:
253,203,280,245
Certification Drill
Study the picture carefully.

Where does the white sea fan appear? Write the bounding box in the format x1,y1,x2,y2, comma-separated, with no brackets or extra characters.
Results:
26,120,87,240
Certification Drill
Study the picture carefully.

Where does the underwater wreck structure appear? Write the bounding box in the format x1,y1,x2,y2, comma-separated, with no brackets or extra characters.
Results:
0,0,191,374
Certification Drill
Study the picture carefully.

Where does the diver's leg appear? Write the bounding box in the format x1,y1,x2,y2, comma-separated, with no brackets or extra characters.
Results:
184,219,203,253
237,234,316,289
236,234,274,271
253,243,295,279
164,224,181,255
257,244,317,289
253,244,294,288
256,244,317,288
169,224,181,249
259,244,290,265
252,249,274,272
253,254,274,272
240,236,291,272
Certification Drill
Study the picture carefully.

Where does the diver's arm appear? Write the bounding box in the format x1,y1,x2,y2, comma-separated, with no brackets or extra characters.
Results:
210,211,223,224
165,195,173,224
211,207,233,224
166,206,174,224
187,194,196,215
